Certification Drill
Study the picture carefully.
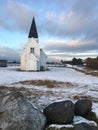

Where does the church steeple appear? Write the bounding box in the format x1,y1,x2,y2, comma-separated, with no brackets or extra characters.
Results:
28,17,38,39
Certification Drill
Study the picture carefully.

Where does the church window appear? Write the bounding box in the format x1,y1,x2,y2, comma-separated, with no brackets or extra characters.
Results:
30,48,34,53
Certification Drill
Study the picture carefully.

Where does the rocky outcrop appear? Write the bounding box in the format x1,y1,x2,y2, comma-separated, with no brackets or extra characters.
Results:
0,91,46,130
74,123,98,130
85,111,98,125
0,91,97,130
43,100,74,124
45,123,98,130
44,99,98,130
75,100,92,116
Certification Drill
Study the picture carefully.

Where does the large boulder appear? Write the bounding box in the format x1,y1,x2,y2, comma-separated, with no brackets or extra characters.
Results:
44,124,73,130
75,100,92,116
74,123,98,130
45,126,71,130
43,100,74,124
0,91,46,130
84,111,98,125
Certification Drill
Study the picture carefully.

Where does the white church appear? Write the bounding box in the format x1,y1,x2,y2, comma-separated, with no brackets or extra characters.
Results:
20,17,47,71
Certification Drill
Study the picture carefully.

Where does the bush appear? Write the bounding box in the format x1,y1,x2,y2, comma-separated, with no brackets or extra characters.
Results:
86,57,98,70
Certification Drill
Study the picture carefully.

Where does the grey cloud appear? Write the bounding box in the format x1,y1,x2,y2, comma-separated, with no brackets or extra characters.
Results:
0,0,98,61
1,0,98,40
73,0,98,14
47,52,97,61
44,40,98,53
38,0,98,55
0,47,20,61
0,0,36,32
40,0,98,38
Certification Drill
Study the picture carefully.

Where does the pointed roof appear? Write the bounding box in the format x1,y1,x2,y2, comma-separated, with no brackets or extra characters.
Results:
28,17,38,39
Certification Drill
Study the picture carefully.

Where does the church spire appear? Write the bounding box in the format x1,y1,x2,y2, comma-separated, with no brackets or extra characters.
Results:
28,17,38,39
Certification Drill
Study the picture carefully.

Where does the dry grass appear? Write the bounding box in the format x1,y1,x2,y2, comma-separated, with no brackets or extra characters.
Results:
13,80,76,88
73,94,98,103
73,67,98,77
1,80,98,111
0,80,77,106
0,86,32,97
0,85,26,92
0,78,78,99
0,84,58,108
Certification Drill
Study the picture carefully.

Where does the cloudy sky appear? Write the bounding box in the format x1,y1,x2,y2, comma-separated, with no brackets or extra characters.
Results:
0,0,98,61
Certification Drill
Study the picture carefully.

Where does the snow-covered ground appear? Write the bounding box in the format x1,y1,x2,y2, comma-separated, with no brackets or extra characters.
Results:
0,66,98,86
0,66,98,127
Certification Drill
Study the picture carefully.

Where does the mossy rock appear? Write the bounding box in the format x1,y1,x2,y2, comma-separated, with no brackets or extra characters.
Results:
74,123,98,130
84,111,98,125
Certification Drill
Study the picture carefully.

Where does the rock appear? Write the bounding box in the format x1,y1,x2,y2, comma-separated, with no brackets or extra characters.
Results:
0,90,5,100
75,100,92,116
44,124,73,130
74,123,98,130
59,128,70,130
45,127,71,130
0,91,46,130
73,115,97,127
43,100,74,124
44,122,98,130
84,111,98,125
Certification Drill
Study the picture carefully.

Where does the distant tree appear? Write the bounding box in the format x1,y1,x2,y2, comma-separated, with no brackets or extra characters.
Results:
77,58,83,65
96,56,98,60
65,61,72,64
61,60,66,64
13,61,16,63
86,57,98,70
72,58,83,65
72,58,78,65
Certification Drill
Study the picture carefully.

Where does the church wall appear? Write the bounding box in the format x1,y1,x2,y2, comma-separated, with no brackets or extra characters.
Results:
25,38,40,59
20,38,41,71
25,55,37,71
40,50,47,70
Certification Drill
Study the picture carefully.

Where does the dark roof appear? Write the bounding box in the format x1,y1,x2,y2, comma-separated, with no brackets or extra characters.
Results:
28,17,38,39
